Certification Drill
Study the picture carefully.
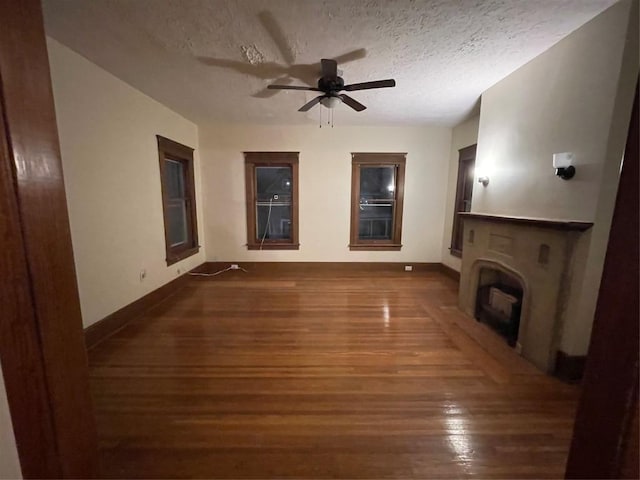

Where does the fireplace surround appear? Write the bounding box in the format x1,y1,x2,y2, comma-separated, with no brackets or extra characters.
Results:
458,213,592,372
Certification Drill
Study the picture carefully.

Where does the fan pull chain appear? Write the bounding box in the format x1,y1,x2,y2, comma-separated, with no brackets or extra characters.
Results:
319,104,322,128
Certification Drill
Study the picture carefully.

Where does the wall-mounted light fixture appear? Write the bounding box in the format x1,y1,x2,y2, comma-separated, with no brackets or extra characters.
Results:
476,161,491,187
553,152,576,180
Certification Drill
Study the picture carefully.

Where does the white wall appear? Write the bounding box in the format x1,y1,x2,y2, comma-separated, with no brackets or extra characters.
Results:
441,116,480,272
199,125,452,263
0,364,21,479
562,0,638,356
47,38,206,328
472,0,638,355
473,0,634,220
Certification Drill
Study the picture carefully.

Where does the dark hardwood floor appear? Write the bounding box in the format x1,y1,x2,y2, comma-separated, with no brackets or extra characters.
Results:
88,267,579,478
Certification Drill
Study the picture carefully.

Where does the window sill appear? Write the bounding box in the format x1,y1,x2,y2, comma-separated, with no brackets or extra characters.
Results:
349,244,402,251
449,248,462,258
166,245,200,266
247,243,300,250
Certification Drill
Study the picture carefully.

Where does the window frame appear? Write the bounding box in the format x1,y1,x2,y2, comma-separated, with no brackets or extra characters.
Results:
244,152,299,250
450,144,477,257
157,135,200,266
349,153,406,251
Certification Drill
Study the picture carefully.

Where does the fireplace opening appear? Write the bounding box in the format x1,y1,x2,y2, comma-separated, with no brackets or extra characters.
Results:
474,267,524,347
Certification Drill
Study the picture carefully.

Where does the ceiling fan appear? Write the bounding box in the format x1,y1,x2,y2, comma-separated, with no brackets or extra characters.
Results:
267,58,395,112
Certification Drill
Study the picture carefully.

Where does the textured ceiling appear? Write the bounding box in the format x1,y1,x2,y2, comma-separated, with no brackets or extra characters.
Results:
42,0,617,126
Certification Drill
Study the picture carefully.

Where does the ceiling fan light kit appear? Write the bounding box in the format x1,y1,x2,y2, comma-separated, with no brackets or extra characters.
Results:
320,96,342,108
266,58,396,114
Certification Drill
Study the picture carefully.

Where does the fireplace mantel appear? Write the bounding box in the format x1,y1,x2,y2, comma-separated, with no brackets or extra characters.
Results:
459,212,593,231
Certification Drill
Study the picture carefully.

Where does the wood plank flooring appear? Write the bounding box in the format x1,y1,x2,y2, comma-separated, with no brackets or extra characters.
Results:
88,268,579,478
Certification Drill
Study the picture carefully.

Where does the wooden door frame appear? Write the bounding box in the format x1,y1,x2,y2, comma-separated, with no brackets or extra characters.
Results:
0,0,98,477
565,84,639,478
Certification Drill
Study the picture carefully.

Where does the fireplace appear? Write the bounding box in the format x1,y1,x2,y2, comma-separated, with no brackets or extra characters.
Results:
458,213,592,372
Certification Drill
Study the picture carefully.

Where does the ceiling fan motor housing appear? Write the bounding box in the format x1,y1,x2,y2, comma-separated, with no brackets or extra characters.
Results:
318,76,344,92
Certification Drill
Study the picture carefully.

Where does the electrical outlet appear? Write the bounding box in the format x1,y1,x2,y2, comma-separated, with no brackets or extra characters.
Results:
404,265,413,272
139,269,146,282
230,264,240,270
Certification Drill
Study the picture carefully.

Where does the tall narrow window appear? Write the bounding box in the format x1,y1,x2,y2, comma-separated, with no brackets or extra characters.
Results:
350,153,406,251
450,144,476,257
244,152,299,250
157,135,199,265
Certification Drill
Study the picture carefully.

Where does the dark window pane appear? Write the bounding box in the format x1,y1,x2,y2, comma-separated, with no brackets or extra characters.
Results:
360,166,395,200
350,155,405,250
244,154,299,250
166,199,188,247
164,159,185,199
256,204,292,240
358,204,394,240
462,163,474,212
256,166,292,202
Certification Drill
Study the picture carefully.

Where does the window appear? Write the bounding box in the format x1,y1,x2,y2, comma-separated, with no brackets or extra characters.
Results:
157,135,199,265
244,152,299,250
450,144,476,257
350,153,406,251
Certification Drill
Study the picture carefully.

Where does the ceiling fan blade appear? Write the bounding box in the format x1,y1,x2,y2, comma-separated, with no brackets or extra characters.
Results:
321,59,338,78
267,85,322,91
197,56,285,79
258,11,296,65
332,48,367,65
253,76,293,98
343,79,396,91
339,94,366,112
298,95,324,112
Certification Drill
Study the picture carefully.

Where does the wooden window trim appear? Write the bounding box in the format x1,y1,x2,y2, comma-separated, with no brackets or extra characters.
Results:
450,144,477,257
244,152,299,250
157,135,200,265
349,153,406,251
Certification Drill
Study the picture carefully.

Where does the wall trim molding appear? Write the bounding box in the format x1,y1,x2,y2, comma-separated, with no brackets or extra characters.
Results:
201,261,445,274
555,350,587,383
439,263,461,282
84,263,206,349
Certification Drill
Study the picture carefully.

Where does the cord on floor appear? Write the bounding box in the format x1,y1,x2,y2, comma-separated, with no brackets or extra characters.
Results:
188,265,248,277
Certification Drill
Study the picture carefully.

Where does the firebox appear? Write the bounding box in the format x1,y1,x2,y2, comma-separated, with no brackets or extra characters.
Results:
474,267,523,347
